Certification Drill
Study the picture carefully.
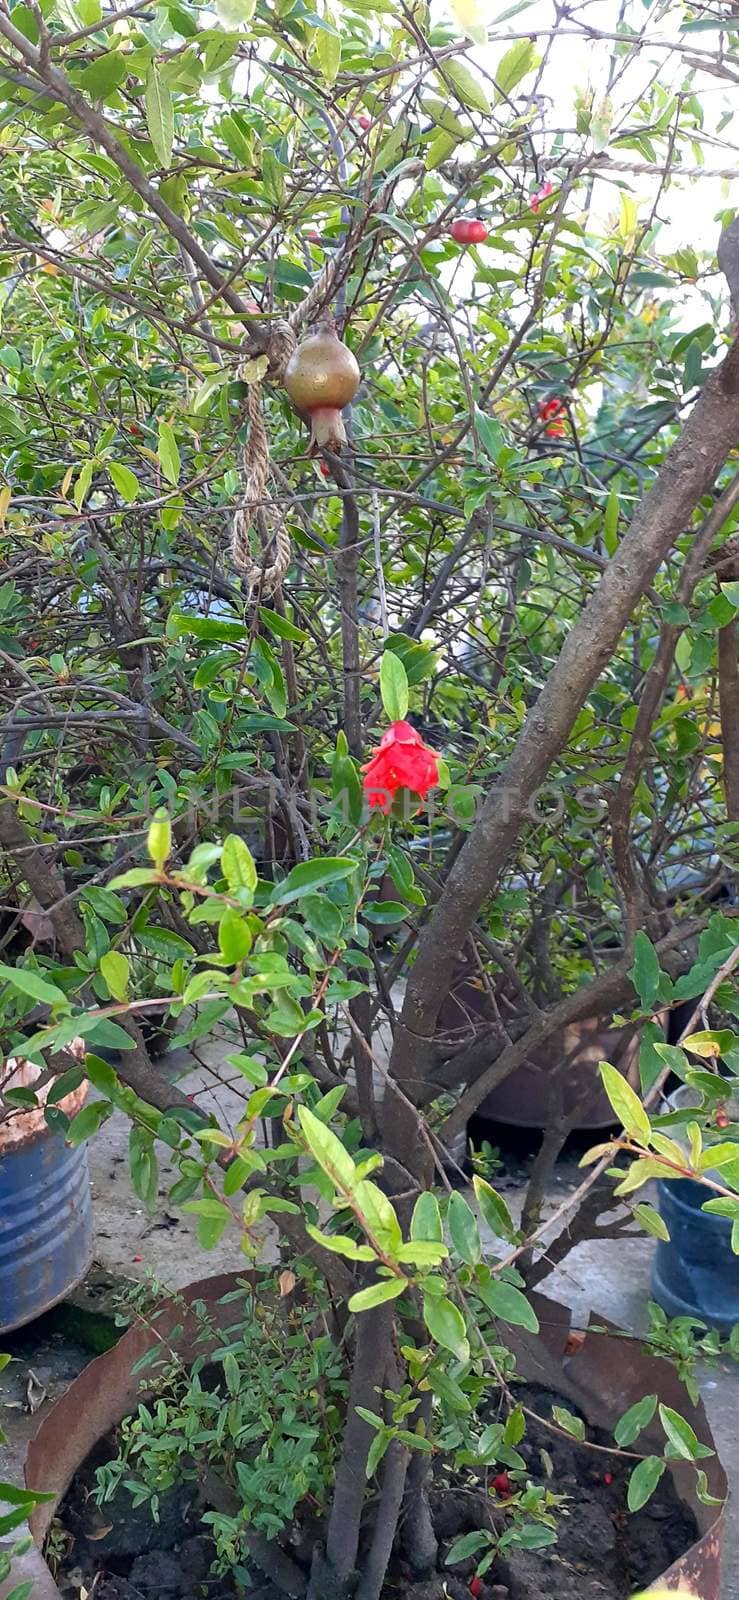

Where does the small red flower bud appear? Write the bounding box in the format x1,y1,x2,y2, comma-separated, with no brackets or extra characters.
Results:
357,114,372,131
716,1107,730,1129
469,1579,483,1598
603,1471,613,1486
531,179,554,213
492,1472,513,1498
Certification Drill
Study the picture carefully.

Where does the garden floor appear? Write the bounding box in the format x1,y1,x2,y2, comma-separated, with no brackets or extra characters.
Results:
1,1038,738,1598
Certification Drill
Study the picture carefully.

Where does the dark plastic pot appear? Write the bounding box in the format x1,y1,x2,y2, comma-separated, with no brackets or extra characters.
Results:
439,975,645,1130
0,1066,93,1335
652,1176,739,1334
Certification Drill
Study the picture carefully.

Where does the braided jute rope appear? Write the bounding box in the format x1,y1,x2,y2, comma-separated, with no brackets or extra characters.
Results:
230,256,340,597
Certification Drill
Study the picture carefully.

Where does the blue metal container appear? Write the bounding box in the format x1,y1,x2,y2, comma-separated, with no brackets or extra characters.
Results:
652,1177,739,1335
0,1112,93,1334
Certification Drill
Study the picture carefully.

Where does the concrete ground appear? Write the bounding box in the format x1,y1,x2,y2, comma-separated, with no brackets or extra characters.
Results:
1,1044,738,1597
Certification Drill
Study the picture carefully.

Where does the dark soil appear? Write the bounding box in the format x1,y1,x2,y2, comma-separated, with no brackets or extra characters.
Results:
54,1382,700,1600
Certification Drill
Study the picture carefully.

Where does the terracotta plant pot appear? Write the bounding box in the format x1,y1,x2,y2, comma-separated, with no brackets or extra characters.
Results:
7,1275,725,1600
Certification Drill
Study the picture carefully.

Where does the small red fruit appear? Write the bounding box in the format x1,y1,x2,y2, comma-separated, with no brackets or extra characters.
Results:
492,1472,512,1498
130,423,142,436
450,218,487,245
469,1579,483,1598
603,1471,613,1486
357,114,372,131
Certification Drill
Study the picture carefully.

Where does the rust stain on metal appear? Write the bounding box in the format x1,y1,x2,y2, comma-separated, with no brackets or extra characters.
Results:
0,1057,87,1150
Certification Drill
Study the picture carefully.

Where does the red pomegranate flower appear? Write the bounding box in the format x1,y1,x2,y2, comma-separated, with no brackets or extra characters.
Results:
361,720,439,811
531,179,554,213
537,396,567,437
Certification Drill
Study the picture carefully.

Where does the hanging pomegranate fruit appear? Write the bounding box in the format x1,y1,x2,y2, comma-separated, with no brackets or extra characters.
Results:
284,322,360,453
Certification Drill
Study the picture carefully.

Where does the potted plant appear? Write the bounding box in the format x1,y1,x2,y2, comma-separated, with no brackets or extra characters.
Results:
1,2,739,1594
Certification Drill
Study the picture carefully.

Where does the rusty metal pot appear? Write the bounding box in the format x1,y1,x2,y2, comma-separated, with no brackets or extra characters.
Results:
8,1275,725,1600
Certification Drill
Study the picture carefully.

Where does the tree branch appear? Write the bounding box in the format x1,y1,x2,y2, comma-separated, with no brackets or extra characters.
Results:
383,338,739,1173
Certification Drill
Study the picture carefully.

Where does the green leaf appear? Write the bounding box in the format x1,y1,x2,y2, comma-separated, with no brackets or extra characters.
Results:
634,1202,669,1241
658,1403,711,1461
2,1580,34,1600
108,462,140,502
302,895,344,944
348,1277,407,1312
599,1062,651,1144
439,57,491,115
157,420,180,485
473,1174,517,1242
258,606,307,642
0,962,67,1007
315,16,341,82
46,1066,84,1105
221,833,258,894
425,128,460,169
145,63,174,167
215,0,255,22
448,0,485,43
218,908,252,963
366,1428,392,1478
305,1224,375,1261
603,488,619,555
109,869,160,888
495,38,539,99
261,148,286,208
168,610,245,643
73,458,94,510
552,1405,585,1440
298,1103,357,1192
627,1455,665,1511
448,1191,481,1264
84,1054,119,1097
77,45,126,97
100,949,129,1002
475,1276,539,1332
474,408,504,463
272,857,356,906
614,1394,657,1447
380,650,409,721
373,118,409,174
129,1125,159,1210
66,1100,112,1145
423,1295,470,1361
147,807,171,869
682,1029,736,1058
446,1530,493,1566
411,1190,443,1243
630,930,660,1010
